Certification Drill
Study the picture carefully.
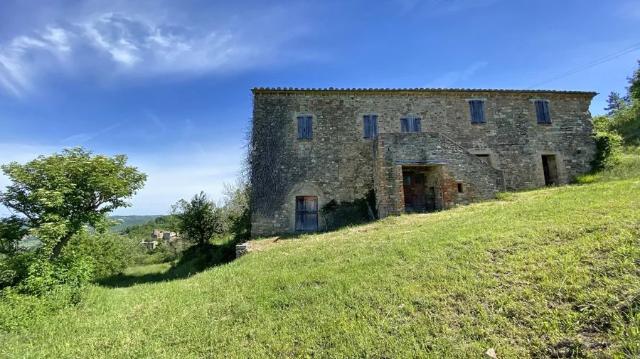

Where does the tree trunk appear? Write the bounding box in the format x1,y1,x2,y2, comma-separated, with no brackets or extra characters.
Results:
49,234,73,260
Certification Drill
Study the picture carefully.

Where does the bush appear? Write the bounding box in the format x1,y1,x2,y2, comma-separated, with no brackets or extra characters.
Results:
610,104,640,145
64,232,141,280
135,240,186,265
321,191,377,230
592,131,622,171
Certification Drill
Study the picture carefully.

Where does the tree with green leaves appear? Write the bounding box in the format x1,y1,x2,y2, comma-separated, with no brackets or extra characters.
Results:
604,91,628,115
173,192,224,246
0,148,146,260
222,180,251,239
0,216,28,255
628,59,640,101
598,60,640,146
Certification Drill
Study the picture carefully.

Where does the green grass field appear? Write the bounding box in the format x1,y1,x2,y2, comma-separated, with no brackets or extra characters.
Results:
1,157,639,358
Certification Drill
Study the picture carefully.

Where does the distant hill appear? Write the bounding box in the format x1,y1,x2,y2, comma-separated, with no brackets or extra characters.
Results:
109,215,163,233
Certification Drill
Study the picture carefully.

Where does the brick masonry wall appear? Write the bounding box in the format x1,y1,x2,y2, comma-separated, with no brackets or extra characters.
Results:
250,89,596,236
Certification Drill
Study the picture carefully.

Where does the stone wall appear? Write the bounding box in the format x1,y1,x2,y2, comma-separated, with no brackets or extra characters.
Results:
373,132,504,217
250,88,596,236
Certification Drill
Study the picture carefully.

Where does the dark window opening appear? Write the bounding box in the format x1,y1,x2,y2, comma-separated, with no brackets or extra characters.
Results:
541,155,558,185
535,100,551,124
475,154,491,165
295,196,318,231
469,100,486,124
363,114,378,139
457,182,464,193
297,115,313,139
401,117,422,133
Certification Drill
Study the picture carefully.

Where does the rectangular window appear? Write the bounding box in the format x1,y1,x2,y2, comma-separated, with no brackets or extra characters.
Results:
535,100,551,124
400,117,421,133
363,114,378,139
295,196,318,232
457,182,464,193
469,100,485,124
297,115,313,139
475,154,491,164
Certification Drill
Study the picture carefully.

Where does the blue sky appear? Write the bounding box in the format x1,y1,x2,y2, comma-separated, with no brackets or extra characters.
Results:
0,0,639,215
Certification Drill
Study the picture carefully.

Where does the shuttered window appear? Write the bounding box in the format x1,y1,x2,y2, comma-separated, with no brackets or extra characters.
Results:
400,117,421,133
295,196,318,232
535,100,551,124
363,114,378,139
469,100,485,124
297,115,313,139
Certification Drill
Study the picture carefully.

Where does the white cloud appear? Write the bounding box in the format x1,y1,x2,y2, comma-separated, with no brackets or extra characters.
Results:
0,26,74,96
0,5,311,97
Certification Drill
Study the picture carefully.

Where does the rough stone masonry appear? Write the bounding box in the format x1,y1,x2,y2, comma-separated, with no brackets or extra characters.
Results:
250,88,596,237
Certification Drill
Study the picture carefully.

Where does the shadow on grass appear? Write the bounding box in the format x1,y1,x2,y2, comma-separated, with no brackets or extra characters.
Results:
98,239,240,288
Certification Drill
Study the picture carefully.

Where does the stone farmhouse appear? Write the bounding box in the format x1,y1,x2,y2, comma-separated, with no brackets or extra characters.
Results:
250,88,596,237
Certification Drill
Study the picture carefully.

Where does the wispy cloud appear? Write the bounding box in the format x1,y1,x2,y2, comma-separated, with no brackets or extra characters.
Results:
395,0,500,16
426,61,488,87
60,122,121,145
0,26,73,96
0,4,311,97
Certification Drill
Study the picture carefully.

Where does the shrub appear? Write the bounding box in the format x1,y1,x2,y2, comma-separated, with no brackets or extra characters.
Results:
64,232,140,280
321,190,377,230
136,240,185,265
592,131,622,171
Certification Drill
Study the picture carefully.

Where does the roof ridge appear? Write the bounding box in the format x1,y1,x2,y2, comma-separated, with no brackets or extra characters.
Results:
251,87,597,95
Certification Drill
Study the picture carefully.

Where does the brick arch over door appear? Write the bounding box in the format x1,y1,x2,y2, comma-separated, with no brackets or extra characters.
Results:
286,182,327,233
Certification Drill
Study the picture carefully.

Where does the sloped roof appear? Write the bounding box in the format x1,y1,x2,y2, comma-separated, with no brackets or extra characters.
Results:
252,87,597,96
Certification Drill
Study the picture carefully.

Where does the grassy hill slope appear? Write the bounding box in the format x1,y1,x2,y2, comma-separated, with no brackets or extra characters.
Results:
1,173,639,357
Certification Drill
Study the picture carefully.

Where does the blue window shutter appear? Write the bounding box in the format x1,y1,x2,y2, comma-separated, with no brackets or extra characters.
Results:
543,102,551,123
306,116,313,138
297,116,312,139
297,116,304,138
470,101,485,124
363,115,371,138
535,101,550,124
535,101,544,123
401,118,409,132
469,102,476,123
414,118,421,132
372,115,378,137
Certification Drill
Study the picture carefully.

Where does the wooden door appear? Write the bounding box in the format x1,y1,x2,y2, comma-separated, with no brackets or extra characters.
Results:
403,171,426,212
295,196,318,231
